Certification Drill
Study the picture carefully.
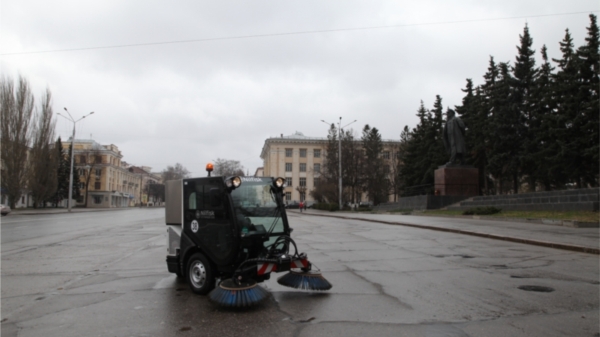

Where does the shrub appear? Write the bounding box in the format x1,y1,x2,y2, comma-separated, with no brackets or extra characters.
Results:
463,207,501,215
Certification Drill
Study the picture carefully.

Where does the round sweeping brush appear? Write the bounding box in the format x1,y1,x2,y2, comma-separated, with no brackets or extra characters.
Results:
277,269,332,291
208,278,270,308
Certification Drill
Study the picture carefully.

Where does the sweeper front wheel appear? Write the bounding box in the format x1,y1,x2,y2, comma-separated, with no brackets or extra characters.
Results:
186,252,215,295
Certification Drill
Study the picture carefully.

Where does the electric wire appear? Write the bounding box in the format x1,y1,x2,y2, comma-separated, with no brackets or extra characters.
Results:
2,10,597,56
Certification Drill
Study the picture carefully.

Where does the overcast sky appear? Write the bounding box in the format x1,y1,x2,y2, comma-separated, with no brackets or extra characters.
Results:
1,1,598,177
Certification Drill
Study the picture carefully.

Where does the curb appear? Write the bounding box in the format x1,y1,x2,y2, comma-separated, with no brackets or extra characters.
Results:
8,207,149,216
298,211,600,255
405,212,600,228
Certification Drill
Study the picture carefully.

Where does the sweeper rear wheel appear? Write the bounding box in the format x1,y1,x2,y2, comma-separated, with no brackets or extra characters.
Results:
187,252,215,295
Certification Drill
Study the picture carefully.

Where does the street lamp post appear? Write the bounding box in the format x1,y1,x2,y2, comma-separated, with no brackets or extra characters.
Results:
321,117,357,210
57,108,95,212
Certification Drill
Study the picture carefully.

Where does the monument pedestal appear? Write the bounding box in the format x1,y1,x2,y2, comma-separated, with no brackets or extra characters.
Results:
434,166,479,196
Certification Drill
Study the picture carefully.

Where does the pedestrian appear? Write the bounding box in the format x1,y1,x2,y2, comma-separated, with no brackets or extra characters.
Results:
303,202,307,212
299,201,303,212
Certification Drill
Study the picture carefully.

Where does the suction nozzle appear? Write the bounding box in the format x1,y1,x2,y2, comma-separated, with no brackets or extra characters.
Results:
277,269,332,291
208,278,269,308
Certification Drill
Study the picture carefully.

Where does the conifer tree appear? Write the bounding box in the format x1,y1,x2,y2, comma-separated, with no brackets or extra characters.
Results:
488,62,520,194
399,101,430,194
456,79,488,194
512,24,538,191
361,125,386,204
576,14,599,186
552,29,583,187
54,137,70,206
533,45,558,190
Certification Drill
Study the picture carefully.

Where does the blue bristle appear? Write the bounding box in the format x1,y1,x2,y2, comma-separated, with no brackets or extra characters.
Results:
208,280,269,308
277,271,332,291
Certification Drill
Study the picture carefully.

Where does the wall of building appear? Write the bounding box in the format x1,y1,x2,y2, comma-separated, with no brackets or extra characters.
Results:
260,132,402,204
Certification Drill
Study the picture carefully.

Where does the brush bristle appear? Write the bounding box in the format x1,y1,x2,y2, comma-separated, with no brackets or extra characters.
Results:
208,279,269,308
277,270,332,291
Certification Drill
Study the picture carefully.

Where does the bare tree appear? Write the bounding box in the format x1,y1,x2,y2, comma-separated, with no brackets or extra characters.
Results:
213,158,245,176
162,163,190,181
28,89,58,208
78,148,103,207
0,76,35,208
382,140,403,202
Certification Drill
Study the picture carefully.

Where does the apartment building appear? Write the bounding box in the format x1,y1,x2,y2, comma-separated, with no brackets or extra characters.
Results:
259,132,402,204
260,132,325,204
65,139,145,208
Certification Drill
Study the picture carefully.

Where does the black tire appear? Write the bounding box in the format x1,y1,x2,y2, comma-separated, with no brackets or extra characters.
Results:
186,253,214,295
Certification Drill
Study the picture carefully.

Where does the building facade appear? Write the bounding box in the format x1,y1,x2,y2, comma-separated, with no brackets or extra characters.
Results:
65,139,145,208
260,132,402,204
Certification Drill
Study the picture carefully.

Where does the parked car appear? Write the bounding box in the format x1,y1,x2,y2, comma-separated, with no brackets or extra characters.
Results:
285,201,300,209
1,204,11,216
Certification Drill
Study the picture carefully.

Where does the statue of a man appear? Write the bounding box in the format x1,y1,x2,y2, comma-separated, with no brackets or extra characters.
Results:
443,109,466,166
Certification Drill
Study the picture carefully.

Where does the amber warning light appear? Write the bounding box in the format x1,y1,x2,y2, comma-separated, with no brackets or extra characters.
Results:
206,163,214,172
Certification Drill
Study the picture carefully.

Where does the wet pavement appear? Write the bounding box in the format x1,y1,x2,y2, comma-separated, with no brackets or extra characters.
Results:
1,208,599,337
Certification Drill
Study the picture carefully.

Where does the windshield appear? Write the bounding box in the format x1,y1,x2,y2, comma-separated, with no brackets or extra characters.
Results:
230,177,286,246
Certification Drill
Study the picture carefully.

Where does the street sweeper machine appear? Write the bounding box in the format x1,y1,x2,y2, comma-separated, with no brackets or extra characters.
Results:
165,164,331,307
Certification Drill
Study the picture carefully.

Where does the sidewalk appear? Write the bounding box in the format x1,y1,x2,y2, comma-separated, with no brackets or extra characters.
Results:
6,206,160,216
293,209,600,255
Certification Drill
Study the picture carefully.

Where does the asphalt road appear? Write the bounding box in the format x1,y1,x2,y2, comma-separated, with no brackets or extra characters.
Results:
1,209,598,337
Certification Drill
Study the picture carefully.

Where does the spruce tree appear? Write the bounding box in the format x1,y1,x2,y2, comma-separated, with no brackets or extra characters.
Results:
54,137,70,206
488,62,520,194
512,24,538,191
456,79,487,194
576,14,599,186
533,45,558,190
361,125,386,204
400,101,430,194
552,29,583,187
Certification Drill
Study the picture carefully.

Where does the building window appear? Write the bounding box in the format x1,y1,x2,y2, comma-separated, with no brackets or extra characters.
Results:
300,149,307,157
286,178,293,187
94,182,101,190
285,163,292,172
314,177,320,186
299,163,306,172
383,151,390,159
95,168,102,178
95,155,102,164
93,195,102,204
314,163,321,173
314,149,321,158
299,178,306,187
285,148,293,157
79,169,86,176
79,155,86,164
285,192,291,201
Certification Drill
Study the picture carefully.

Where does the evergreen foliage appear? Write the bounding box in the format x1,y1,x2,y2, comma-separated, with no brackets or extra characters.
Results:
399,16,598,195
53,137,70,206
361,125,387,205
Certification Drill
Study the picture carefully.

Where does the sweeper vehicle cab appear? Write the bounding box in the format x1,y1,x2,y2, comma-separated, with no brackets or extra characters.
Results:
165,164,331,307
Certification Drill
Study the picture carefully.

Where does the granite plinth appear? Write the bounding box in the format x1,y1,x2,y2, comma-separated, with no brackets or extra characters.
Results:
434,166,479,196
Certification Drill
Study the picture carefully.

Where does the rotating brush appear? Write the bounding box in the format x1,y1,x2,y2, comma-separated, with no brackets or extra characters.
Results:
208,278,269,308
277,269,332,291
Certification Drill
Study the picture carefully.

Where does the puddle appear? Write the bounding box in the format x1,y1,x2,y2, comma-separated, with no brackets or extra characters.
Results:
152,275,177,289
518,285,554,292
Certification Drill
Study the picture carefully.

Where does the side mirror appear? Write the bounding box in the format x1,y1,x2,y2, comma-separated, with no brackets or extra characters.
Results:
210,188,222,207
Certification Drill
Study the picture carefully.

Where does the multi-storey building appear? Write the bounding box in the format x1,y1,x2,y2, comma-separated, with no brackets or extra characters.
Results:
65,139,145,208
259,132,402,204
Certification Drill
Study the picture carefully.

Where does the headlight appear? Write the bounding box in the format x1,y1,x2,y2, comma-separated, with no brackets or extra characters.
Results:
274,177,285,188
226,176,242,189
